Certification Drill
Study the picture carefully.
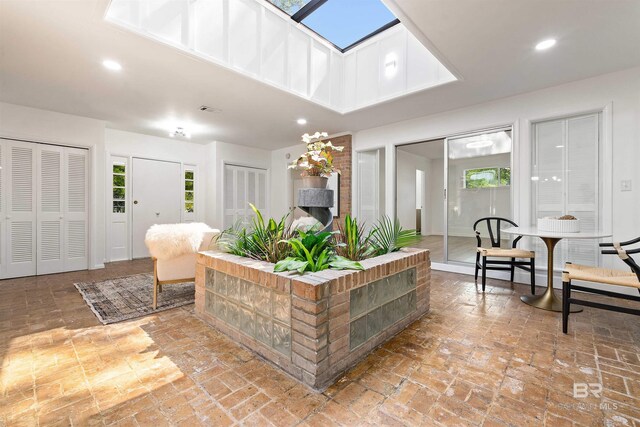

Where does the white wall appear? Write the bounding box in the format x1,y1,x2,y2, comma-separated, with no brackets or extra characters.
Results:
353,66,640,274
0,102,107,269
270,143,300,221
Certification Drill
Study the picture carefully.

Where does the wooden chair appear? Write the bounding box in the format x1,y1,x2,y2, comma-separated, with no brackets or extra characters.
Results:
474,217,536,293
562,237,640,333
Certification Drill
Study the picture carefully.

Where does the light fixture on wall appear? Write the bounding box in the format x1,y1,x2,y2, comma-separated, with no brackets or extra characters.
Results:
535,38,556,51
102,59,122,71
297,118,307,125
384,53,398,78
169,127,191,138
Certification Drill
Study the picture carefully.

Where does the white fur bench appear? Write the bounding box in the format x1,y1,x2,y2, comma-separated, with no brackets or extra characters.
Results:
145,223,220,309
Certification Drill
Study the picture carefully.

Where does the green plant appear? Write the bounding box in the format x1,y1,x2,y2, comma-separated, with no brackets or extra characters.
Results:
368,216,421,256
335,214,372,261
274,230,364,274
218,204,293,263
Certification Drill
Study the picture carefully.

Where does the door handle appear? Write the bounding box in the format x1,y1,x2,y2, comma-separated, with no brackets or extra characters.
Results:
134,200,138,205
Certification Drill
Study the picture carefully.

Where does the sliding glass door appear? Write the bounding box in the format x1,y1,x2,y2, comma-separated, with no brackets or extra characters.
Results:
445,129,513,264
392,127,513,267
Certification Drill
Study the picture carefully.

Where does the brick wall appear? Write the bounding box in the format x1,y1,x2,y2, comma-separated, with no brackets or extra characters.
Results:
195,248,430,391
325,134,352,227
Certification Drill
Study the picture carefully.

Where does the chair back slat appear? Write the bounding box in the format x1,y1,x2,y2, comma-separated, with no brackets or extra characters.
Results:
473,217,518,248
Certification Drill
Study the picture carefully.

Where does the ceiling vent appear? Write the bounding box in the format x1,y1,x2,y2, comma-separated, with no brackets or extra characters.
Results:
199,105,222,113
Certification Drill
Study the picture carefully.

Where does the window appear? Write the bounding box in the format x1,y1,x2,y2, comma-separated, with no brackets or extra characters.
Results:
184,169,195,213
112,163,126,213
267,0,400,52
464,167,511,189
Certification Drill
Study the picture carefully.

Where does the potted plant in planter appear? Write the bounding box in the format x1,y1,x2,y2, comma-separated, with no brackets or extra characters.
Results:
288,131,343,189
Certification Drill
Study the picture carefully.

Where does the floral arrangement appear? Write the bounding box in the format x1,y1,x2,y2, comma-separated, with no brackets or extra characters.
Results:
288,132,344,177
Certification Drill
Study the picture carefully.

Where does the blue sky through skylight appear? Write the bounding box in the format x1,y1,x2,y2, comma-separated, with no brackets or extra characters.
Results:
301,0,398,50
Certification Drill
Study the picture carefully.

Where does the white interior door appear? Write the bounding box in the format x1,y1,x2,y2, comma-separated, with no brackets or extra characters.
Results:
132,158,182,258
223,164,268,228
64,149,89,272
6,142,37,278
37,145,64,274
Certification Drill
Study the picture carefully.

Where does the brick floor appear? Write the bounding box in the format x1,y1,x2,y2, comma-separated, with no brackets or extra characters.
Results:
0,260,639,426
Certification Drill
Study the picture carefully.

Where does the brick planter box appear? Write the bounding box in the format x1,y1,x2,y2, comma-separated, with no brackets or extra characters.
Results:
195,248,430,390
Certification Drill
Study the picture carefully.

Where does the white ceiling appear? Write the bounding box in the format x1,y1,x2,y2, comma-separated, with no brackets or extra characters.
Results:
1,0,639,149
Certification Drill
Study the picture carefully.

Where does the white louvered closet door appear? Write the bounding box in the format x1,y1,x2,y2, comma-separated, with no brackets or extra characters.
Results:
532,113,600,269
6,142,37,278
223,164,268,229
64,148,88,272
37,145,65,274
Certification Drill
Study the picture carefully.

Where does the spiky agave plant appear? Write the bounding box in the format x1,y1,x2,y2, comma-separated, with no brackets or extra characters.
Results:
368,215,421,256
218,204,293,263
335,214,372,261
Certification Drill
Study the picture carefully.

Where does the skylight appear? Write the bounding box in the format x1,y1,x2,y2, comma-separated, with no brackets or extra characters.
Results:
268,0,400,52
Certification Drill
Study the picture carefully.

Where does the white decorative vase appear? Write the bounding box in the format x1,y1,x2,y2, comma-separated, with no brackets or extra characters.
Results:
302,176,328,189
537,218,580,233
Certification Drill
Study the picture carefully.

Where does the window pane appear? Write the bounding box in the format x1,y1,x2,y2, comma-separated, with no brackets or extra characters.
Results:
500,168,511,186
113,201,125,213
185,202,194,213
113,164,125,174
185,170,194,180
268,0,313,16
185,191,194,201
185,180,194,191
301,0,397,50
464,168,499,188
113,175,125,187
113,188,125,200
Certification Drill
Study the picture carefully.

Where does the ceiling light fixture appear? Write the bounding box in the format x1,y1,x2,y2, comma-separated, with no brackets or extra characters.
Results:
466,140,493,149
297,118,307,125
535,38,556,51
102,59,122,71
169,127,191,138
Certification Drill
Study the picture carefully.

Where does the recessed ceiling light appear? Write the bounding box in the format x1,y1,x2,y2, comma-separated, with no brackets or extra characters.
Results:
535,39,556,51
297,118,307,125
102,59,122,71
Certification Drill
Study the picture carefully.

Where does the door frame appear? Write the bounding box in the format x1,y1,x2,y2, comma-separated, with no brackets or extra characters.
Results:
105,152,201,262
0,137,91,278
222,162,270,229
443,125,514,268
389,121,517,279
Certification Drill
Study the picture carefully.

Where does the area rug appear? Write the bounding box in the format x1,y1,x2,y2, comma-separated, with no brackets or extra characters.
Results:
74,273,194,324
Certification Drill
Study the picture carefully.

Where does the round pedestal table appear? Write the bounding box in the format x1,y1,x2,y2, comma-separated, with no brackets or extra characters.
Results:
501,226,612,312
